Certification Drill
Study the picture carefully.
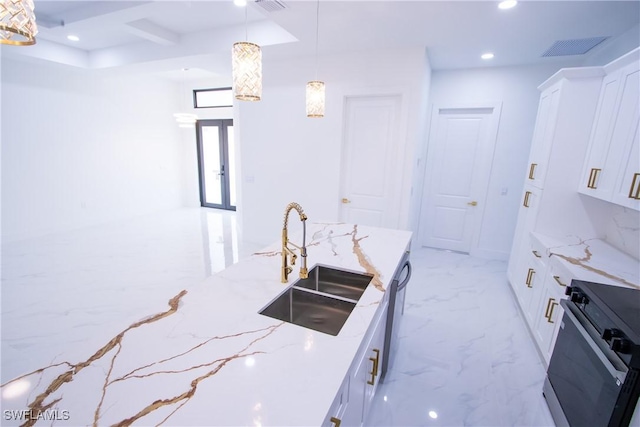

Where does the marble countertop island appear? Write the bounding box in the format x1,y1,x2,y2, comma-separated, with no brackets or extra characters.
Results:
1,223,412,426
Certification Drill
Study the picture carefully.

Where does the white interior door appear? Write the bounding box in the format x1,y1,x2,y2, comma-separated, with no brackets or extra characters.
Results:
420,104,501,253
339,95,403,228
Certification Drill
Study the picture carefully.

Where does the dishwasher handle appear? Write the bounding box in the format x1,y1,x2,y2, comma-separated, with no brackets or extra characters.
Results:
397,261,412,291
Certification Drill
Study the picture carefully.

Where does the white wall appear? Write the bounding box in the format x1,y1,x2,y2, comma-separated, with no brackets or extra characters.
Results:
423,63,576,259
408,50,432,243
1,58,185,241
237,47,429,247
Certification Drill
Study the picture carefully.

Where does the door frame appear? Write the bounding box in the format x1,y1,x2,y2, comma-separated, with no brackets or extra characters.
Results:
195,119,236,211
418,101,502,256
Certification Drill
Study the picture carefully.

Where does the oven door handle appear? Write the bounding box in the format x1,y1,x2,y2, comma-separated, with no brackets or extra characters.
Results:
563,305,628,385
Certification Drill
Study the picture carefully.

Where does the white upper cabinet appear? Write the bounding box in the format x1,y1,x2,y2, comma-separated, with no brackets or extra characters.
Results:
526,83,562,190
613,122,640,209
579,49,640,211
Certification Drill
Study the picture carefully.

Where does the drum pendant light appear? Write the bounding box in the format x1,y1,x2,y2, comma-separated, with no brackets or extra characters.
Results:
306,0,324,118
232,5,262,101
0,0,38,46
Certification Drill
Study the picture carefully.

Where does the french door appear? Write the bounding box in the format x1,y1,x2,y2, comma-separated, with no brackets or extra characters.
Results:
196,119,236,211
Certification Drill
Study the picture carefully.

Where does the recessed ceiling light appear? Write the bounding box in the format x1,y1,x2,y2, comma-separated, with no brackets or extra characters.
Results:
498,0,517,10
67,35,80,42
234,0,247,6
481,53,495,60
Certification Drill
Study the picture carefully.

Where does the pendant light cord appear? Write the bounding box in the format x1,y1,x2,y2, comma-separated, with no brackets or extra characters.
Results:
245,4,248,41
315,0,320,80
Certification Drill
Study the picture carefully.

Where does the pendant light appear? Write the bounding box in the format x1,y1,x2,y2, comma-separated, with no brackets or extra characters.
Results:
306,0,324,118
173,68,198,128
0,0,38,46
232,4,262,101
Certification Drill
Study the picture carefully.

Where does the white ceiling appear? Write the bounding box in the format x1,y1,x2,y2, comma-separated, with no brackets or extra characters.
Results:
2,0,639,80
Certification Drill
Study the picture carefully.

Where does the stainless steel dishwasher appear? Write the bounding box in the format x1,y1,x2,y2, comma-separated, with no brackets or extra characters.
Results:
381,250,412,381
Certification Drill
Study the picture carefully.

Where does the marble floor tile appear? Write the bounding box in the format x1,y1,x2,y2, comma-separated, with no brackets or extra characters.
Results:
1,208,554,426
367,248,555,427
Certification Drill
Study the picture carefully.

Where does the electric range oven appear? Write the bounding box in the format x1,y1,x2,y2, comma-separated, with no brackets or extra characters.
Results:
544,280,640,427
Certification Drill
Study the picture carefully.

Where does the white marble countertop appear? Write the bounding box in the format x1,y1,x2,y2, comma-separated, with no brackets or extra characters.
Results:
530,232,640,289
0,223,412,426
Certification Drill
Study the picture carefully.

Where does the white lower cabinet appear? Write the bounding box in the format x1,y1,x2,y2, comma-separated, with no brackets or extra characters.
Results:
532,261,569,364
324,376,351,427
323,301,388,427
522,253,546,327
510,229,546,327
360,306,387,425
513,247,570,366
507,186,542,288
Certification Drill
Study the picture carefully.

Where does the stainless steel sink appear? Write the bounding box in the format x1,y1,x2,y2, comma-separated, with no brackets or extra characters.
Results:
260,287,356,336
294,265,374,301
259,266,373,336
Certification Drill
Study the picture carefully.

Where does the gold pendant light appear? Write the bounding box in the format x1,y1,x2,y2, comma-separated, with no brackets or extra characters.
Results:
306,81,325,118
0,0,38,46
306,0,324,118
232,41,262,101
232,4,262,101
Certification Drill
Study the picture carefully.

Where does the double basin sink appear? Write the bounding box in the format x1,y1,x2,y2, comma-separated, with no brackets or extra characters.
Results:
259,265,374,336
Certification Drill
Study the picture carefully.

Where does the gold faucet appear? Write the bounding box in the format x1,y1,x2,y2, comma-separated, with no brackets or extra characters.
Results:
281,202,309,283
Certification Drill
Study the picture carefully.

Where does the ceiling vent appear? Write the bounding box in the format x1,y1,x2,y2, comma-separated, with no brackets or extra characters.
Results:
254,0,288,13
541,36,609,57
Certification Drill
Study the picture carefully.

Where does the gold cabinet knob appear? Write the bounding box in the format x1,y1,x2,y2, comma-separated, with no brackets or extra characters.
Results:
467,201,478,206
341,198,351,204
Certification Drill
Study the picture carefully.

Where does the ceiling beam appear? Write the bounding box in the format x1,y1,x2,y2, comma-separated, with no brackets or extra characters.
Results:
125,19,179,46
35,2,154,27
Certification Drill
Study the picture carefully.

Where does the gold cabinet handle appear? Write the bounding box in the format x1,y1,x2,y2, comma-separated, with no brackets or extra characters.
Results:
467,201,478,206
528,163,537,180
544,298,553,319
553,275,566,287
587,168,601,189
367,348,381,385
330,417,341,427
523,191,532,207
532,250,541,258
367,357,376,385
546,298,558,323
629,173,640,200
341,198,351,204
525,268,535,288
372,348,380,376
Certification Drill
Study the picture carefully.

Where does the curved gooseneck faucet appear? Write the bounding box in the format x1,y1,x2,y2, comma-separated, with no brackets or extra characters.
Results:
281,202,309,283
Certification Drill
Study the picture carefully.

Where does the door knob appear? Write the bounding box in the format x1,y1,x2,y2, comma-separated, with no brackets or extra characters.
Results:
467,201,478,206
342,198,351,204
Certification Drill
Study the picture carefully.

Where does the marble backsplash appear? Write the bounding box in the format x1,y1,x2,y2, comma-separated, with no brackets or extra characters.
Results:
604,205,640,260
